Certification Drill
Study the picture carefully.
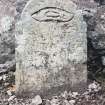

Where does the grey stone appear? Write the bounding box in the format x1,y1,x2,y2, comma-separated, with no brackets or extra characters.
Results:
16,0,87,96
7,90,12,96
31,95,42,105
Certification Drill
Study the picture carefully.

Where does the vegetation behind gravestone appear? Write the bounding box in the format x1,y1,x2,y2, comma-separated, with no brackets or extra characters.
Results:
86,5,105,88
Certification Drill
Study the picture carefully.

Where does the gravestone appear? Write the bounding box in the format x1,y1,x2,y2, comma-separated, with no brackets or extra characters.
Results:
16,0,87,97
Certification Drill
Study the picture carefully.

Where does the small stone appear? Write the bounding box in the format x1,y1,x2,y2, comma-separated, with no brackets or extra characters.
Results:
68,91,72,97
88,81,101,92
51,97,59,105
0,76,2,81
83,91,89,95
88,81,97,92
101,14,105,19
69,100,75,105
61,91,68,99
71,92,79,98
4,83,10,87
8,95,16,102
32,95,42,105
2,75,7,81
63,100,70,105
7,90,12,96
85,95,89,101
45,100,51,105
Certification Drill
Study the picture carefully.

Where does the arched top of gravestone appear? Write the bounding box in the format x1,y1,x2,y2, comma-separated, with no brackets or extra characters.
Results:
21,0,77,22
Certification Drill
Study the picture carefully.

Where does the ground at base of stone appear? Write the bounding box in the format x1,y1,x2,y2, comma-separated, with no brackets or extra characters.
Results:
0,72,105,105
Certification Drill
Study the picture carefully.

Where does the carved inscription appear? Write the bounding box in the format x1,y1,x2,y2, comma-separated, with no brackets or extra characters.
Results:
31,7,74,22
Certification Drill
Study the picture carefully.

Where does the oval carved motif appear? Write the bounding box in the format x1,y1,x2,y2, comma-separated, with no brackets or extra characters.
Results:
31,7,74,22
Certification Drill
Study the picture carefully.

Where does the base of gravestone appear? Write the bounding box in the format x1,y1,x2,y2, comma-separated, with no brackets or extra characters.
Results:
16,82,87,99
16,63,87,98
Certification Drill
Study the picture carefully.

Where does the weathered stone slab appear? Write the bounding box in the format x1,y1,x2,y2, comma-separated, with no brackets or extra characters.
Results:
16,0,87,97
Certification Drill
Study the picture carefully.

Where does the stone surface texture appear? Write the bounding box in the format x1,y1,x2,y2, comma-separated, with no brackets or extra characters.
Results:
16,0,87,96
